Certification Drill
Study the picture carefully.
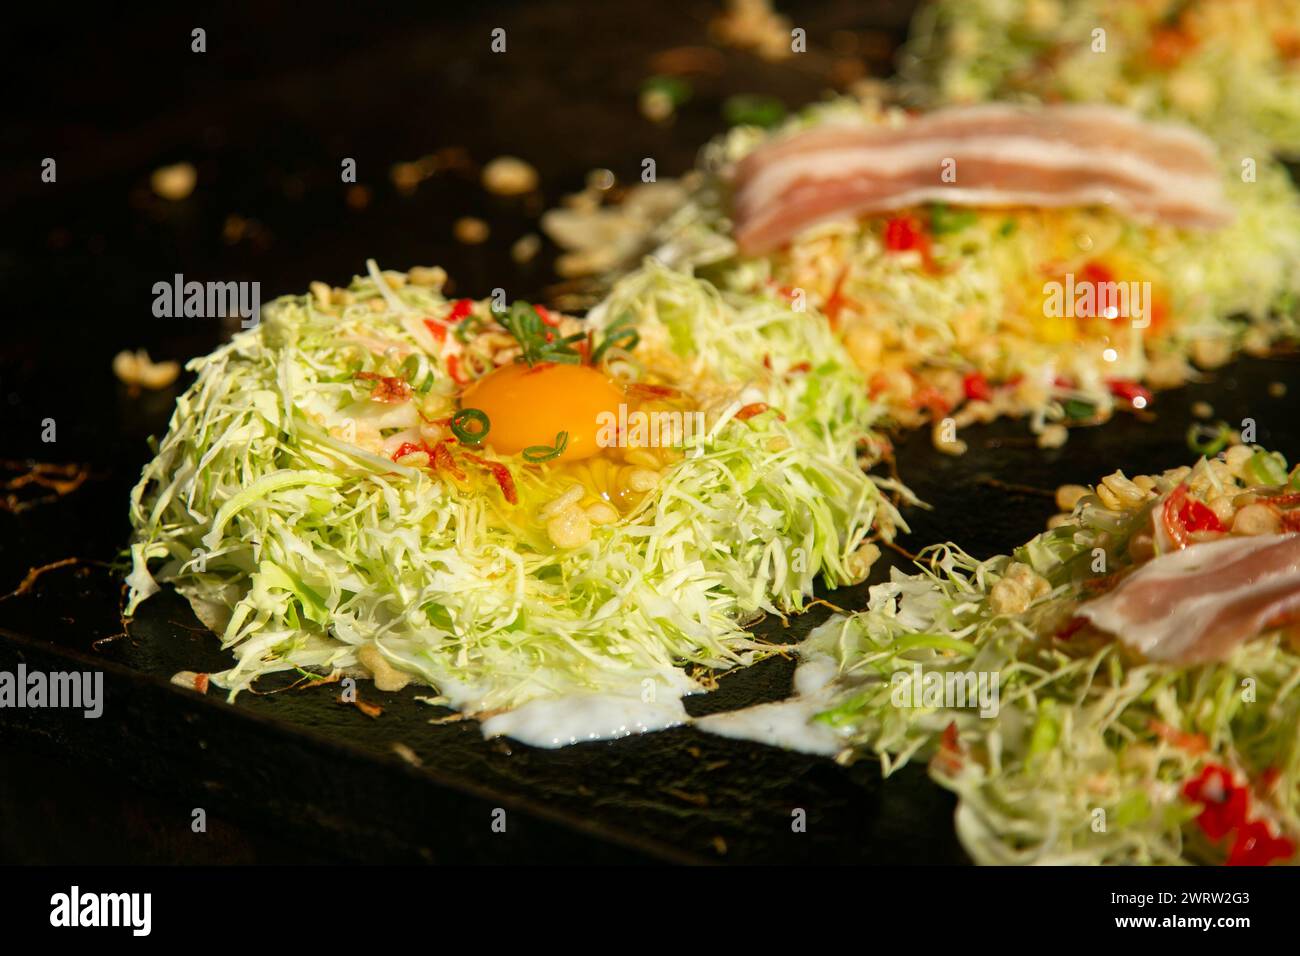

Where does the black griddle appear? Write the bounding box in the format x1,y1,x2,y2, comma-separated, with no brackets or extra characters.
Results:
1,1,1297,864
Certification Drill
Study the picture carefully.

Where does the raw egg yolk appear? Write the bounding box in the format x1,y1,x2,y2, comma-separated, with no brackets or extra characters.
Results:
459,362,624,462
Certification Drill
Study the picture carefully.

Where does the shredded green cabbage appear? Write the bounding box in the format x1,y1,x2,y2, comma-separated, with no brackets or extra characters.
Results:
900,0,1300,157
803,449,1300,864
127,261,903,716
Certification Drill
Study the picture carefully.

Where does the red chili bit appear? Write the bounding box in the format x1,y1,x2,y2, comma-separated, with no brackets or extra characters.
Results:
627,383,680,399
735,402,770,421
1107,378,1153,408
962,371,992,403
1080,260,1115,286
1148,718,1209,755
1182,764,1250,841
1226,819,1296,866
933,721,964,776
390,441,430,462
823,267,850,326
193,673,210,694
432,442,466,481
446,298,475,323
423,318,448,345
910,383,950,419
787,361,812,375
883,215,927,254
534,304,560,328
446,354,468,385
1054,616,1088,641
463,454,518,504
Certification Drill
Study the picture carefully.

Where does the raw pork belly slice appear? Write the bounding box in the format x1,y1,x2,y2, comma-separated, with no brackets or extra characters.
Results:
1077,533,1300,665
731,103,1233,255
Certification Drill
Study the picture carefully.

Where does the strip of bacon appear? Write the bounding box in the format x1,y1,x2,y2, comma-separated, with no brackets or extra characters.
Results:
1076,533,1300,665
731,103,1232,256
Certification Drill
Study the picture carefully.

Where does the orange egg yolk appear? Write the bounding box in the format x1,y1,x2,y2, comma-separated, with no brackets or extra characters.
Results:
459,362,625,462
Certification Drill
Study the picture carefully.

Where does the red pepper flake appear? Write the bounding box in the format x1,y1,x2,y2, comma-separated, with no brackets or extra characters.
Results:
1182,764,1250,841
910,383,950,419
933,721,964,776
432,441,466,481
1162,484,1224,548
1107,378,1153,408
1080,260,1115,287
446,354,468,386
1054,616,1088,641
390,441,430,462
735,402,771,421
445,298,475,323
627,383,680,399
962,371,992,403
1149,26,1197,70
1226,819,1296,866
787,361,812,375
762,354,773,370
1148,718,1209,755
423,318,448,345
463,453,518,504
883,215,928,254
534,304,560,327
823,266,850,326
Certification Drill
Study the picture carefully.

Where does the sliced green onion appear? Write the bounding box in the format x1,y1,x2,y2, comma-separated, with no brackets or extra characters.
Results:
1290,464,1300,490
1244,449,1288,487
1186,421,1231,456
998,218,1018,237
641,75,692,107
722,94,786,129
592,314,640,365
522,431,568,463
1063,398,1095,422
451,408,490,445
930,203,978,235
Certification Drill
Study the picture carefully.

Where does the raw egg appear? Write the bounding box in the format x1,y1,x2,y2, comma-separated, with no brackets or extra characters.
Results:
459,362,624,462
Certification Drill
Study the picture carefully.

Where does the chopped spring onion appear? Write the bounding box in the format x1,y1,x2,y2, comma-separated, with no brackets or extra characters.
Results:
1244,449,1288,486
451,408,490,445
1186,421,1231,456
592,313,640,365
522,431,569,463
722,94,786,129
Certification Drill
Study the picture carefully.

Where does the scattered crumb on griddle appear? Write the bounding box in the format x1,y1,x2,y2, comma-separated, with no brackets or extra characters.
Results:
390,742,423,768
511,233,541,264
482,156,539,196
151,161,197,200
346,184,372,209
1192,400,1214,419
454,216,490,244
1269,381,1287,398
114,349,180,390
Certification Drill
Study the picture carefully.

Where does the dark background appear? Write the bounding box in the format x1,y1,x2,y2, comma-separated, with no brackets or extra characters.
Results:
1,2,1296,865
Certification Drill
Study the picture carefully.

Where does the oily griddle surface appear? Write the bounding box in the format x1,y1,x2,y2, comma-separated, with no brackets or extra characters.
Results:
2,1,1297,863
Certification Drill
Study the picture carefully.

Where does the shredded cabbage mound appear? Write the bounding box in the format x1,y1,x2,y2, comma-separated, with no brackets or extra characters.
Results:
126,260,902,715
805,446,1300,865
637,97,1300,444
900,0,1300,156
